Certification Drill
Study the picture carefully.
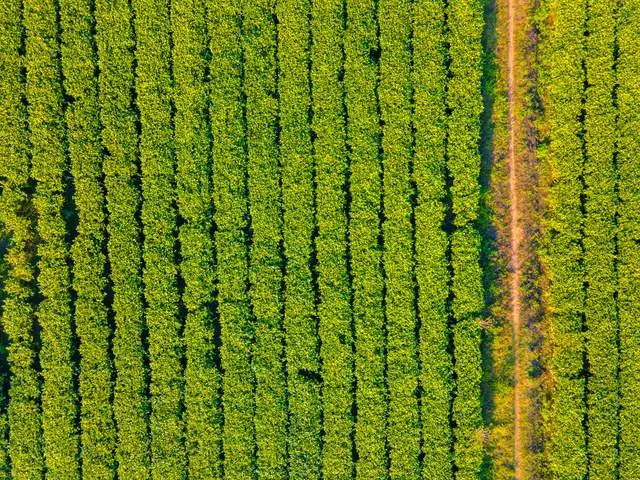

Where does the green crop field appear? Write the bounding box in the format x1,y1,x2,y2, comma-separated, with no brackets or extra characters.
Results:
0,0,638,478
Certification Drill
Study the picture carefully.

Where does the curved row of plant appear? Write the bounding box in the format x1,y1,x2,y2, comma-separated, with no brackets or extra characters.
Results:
583,0,618,477
133,0,185,476
243,0,289,478
95,0,150,476
0,2,43,478
281,0,323,477
60,0,117,476
24,0,80,477
208,2,255,479
446,0,486,478
172,0,221,477
344,0,387,477
412,0,453,477
379,0,421,477
311,0,354,477
617,0,640,477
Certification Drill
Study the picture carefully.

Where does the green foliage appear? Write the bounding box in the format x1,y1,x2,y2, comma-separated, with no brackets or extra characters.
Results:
311,0,354,477
208,1,255,477
94,0,150,476
24,0,81,475
617,0,640,476
0,376,7,480
0,334,8,480
446,0,485,477
539,0,587,478
242,1,287,479
279,0,323,478
59,0,116,476
379,0,420,478
132,0,185,476
0,1,44,477
344,0,387,478
171,0,221,477
583,0,618,478
412,1,453,478
447,0,484,228
0,0,555,477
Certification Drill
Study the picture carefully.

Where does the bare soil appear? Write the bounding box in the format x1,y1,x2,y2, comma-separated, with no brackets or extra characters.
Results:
507,0,524,476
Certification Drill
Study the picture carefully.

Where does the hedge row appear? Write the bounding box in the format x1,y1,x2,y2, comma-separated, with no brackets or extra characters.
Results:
344,0,388,478
0,1,44,477
446,0,486,477
242,1,287,479
617,0,640,476
59,0,116,476
379,0,421,478
583,0,618,477
208,1,255,477
412,0,453,478
132,0,185,476
171,0,221,477
310,0,355,478
279,0,323,478
95,0,150,476
24,0,81,476
540,0,588,478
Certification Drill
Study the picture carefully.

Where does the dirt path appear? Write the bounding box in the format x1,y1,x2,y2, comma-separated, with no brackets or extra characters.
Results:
507,0,523,477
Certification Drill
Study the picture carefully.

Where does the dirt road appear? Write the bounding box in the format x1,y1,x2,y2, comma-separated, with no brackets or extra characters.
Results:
507,0,523,477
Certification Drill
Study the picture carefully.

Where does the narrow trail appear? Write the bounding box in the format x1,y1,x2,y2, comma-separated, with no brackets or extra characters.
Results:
507,0,524,477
